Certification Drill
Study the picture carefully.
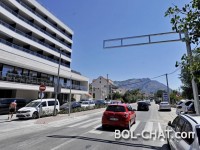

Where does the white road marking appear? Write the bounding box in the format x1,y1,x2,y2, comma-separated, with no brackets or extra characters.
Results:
68,118,99,127
158,123,165,142
130,120,140,132
80,120,101,128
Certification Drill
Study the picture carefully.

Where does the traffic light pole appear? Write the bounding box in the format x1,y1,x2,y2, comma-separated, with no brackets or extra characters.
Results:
166,74,171,104
104,31,200,114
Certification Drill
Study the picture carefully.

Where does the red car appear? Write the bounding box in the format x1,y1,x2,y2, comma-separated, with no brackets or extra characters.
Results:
102,104,136,129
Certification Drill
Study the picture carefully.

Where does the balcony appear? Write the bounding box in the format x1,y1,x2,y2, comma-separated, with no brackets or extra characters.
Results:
0,1,71,49
0,71,88,91
0,20,71,58
0,38,70,68
16,0,72,40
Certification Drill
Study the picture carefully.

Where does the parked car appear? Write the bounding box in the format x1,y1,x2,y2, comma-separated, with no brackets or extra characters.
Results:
159,102,171,111
81,100,95,108
0,98,31,115
60,102,81,111
104,100,111,104
16,99,60,119
94,100,106,106
176,99,194,115
166,114,200,150
145,99,151,105
102,104,136,129
110,100,121,104
137,101,149,111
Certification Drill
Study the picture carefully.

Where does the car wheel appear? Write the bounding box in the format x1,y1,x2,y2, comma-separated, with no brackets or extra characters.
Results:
102,124,106,130
32,112,39,119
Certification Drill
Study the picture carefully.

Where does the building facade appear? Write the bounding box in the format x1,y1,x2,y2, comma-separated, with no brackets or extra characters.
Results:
0,0,89,103
90,76,115,100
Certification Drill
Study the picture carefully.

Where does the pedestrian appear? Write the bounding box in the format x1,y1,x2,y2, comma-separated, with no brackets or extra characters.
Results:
8,100,17,121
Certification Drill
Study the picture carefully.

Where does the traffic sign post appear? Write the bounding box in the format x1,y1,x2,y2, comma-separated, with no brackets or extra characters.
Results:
39,84,46,118
163,92,169,102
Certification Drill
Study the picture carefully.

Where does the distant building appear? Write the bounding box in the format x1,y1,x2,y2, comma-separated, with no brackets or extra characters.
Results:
0,0,89,103
90,76,115,100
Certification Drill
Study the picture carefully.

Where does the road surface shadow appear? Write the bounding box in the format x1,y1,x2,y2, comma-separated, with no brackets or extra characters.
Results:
47,135,169,149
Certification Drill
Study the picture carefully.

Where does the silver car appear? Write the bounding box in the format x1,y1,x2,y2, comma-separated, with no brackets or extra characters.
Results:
166,114,200,150
159,102,171,111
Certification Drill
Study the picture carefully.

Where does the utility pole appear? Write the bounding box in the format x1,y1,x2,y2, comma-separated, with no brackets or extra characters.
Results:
53,48,62,116
107,74,109,100
185,32,200,115
166,74,171,104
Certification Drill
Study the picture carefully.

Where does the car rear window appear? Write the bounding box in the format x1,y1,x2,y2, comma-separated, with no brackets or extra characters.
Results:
106,105,125,112
138,102,146,106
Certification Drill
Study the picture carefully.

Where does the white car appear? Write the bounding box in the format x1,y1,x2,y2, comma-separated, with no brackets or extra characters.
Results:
16,99,60,119
176,99,193,115
81,100,95,108
159,102,171,111
166,114,200,150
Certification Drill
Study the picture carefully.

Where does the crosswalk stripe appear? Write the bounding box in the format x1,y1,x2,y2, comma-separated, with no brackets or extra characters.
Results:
143,121,154,132
130,120,140,132
80,120,101,128
158,123,165,142
68,118,100,127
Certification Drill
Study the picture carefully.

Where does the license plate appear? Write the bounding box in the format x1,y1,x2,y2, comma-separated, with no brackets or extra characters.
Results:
110,118,118,121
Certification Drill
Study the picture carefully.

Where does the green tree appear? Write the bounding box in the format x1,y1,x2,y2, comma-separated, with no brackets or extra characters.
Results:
165,0,200,97
112,92,123,100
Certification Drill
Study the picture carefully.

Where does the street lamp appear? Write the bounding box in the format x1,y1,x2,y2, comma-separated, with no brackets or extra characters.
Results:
53,47,62,116
68,75,72,116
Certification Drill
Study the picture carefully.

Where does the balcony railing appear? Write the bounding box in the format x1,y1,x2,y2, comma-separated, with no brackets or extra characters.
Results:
16,0,72,40
0,1,71,49
0,71,88,91
0,38,70,68
0,20,71,58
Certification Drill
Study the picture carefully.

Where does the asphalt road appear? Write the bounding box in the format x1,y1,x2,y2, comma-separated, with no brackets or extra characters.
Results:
0,102,177,150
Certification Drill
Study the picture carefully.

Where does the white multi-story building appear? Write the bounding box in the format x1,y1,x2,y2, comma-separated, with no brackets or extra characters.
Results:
0,0,89,103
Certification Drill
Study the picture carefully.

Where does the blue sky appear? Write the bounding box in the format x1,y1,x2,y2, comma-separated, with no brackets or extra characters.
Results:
38,0,189,90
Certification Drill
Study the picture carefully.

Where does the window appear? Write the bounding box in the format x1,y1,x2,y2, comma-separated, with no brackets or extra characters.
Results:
181,121,194,145
2,65,14,77
42,101,47,107
48,101,58,106
106,105,126,112
172,116,180,129
127,105,132,111
185,101,193,106
175,117,185,132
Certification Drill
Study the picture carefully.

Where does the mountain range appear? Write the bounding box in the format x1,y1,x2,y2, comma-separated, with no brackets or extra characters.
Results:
114,78,171,94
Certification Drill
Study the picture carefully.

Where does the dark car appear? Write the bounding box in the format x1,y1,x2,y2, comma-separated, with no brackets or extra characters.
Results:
137,101,149,111
60,102,81,111
94,100,106,106
0,98,31,115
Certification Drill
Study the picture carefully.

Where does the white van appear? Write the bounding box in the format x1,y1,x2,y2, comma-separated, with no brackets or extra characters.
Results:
16,99,60,119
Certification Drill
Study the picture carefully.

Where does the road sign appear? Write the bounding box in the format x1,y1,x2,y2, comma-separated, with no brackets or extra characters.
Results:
162,92,168,102
39,84,46,92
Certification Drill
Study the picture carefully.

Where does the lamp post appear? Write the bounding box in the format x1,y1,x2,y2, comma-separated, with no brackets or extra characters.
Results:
68,75,72,116
53,48,62,116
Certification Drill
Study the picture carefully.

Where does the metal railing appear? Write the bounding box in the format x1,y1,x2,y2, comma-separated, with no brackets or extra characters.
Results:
0,71,88,91
0,38,70,68
16,0,72,40
0,1,71,49
0,20,71,58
